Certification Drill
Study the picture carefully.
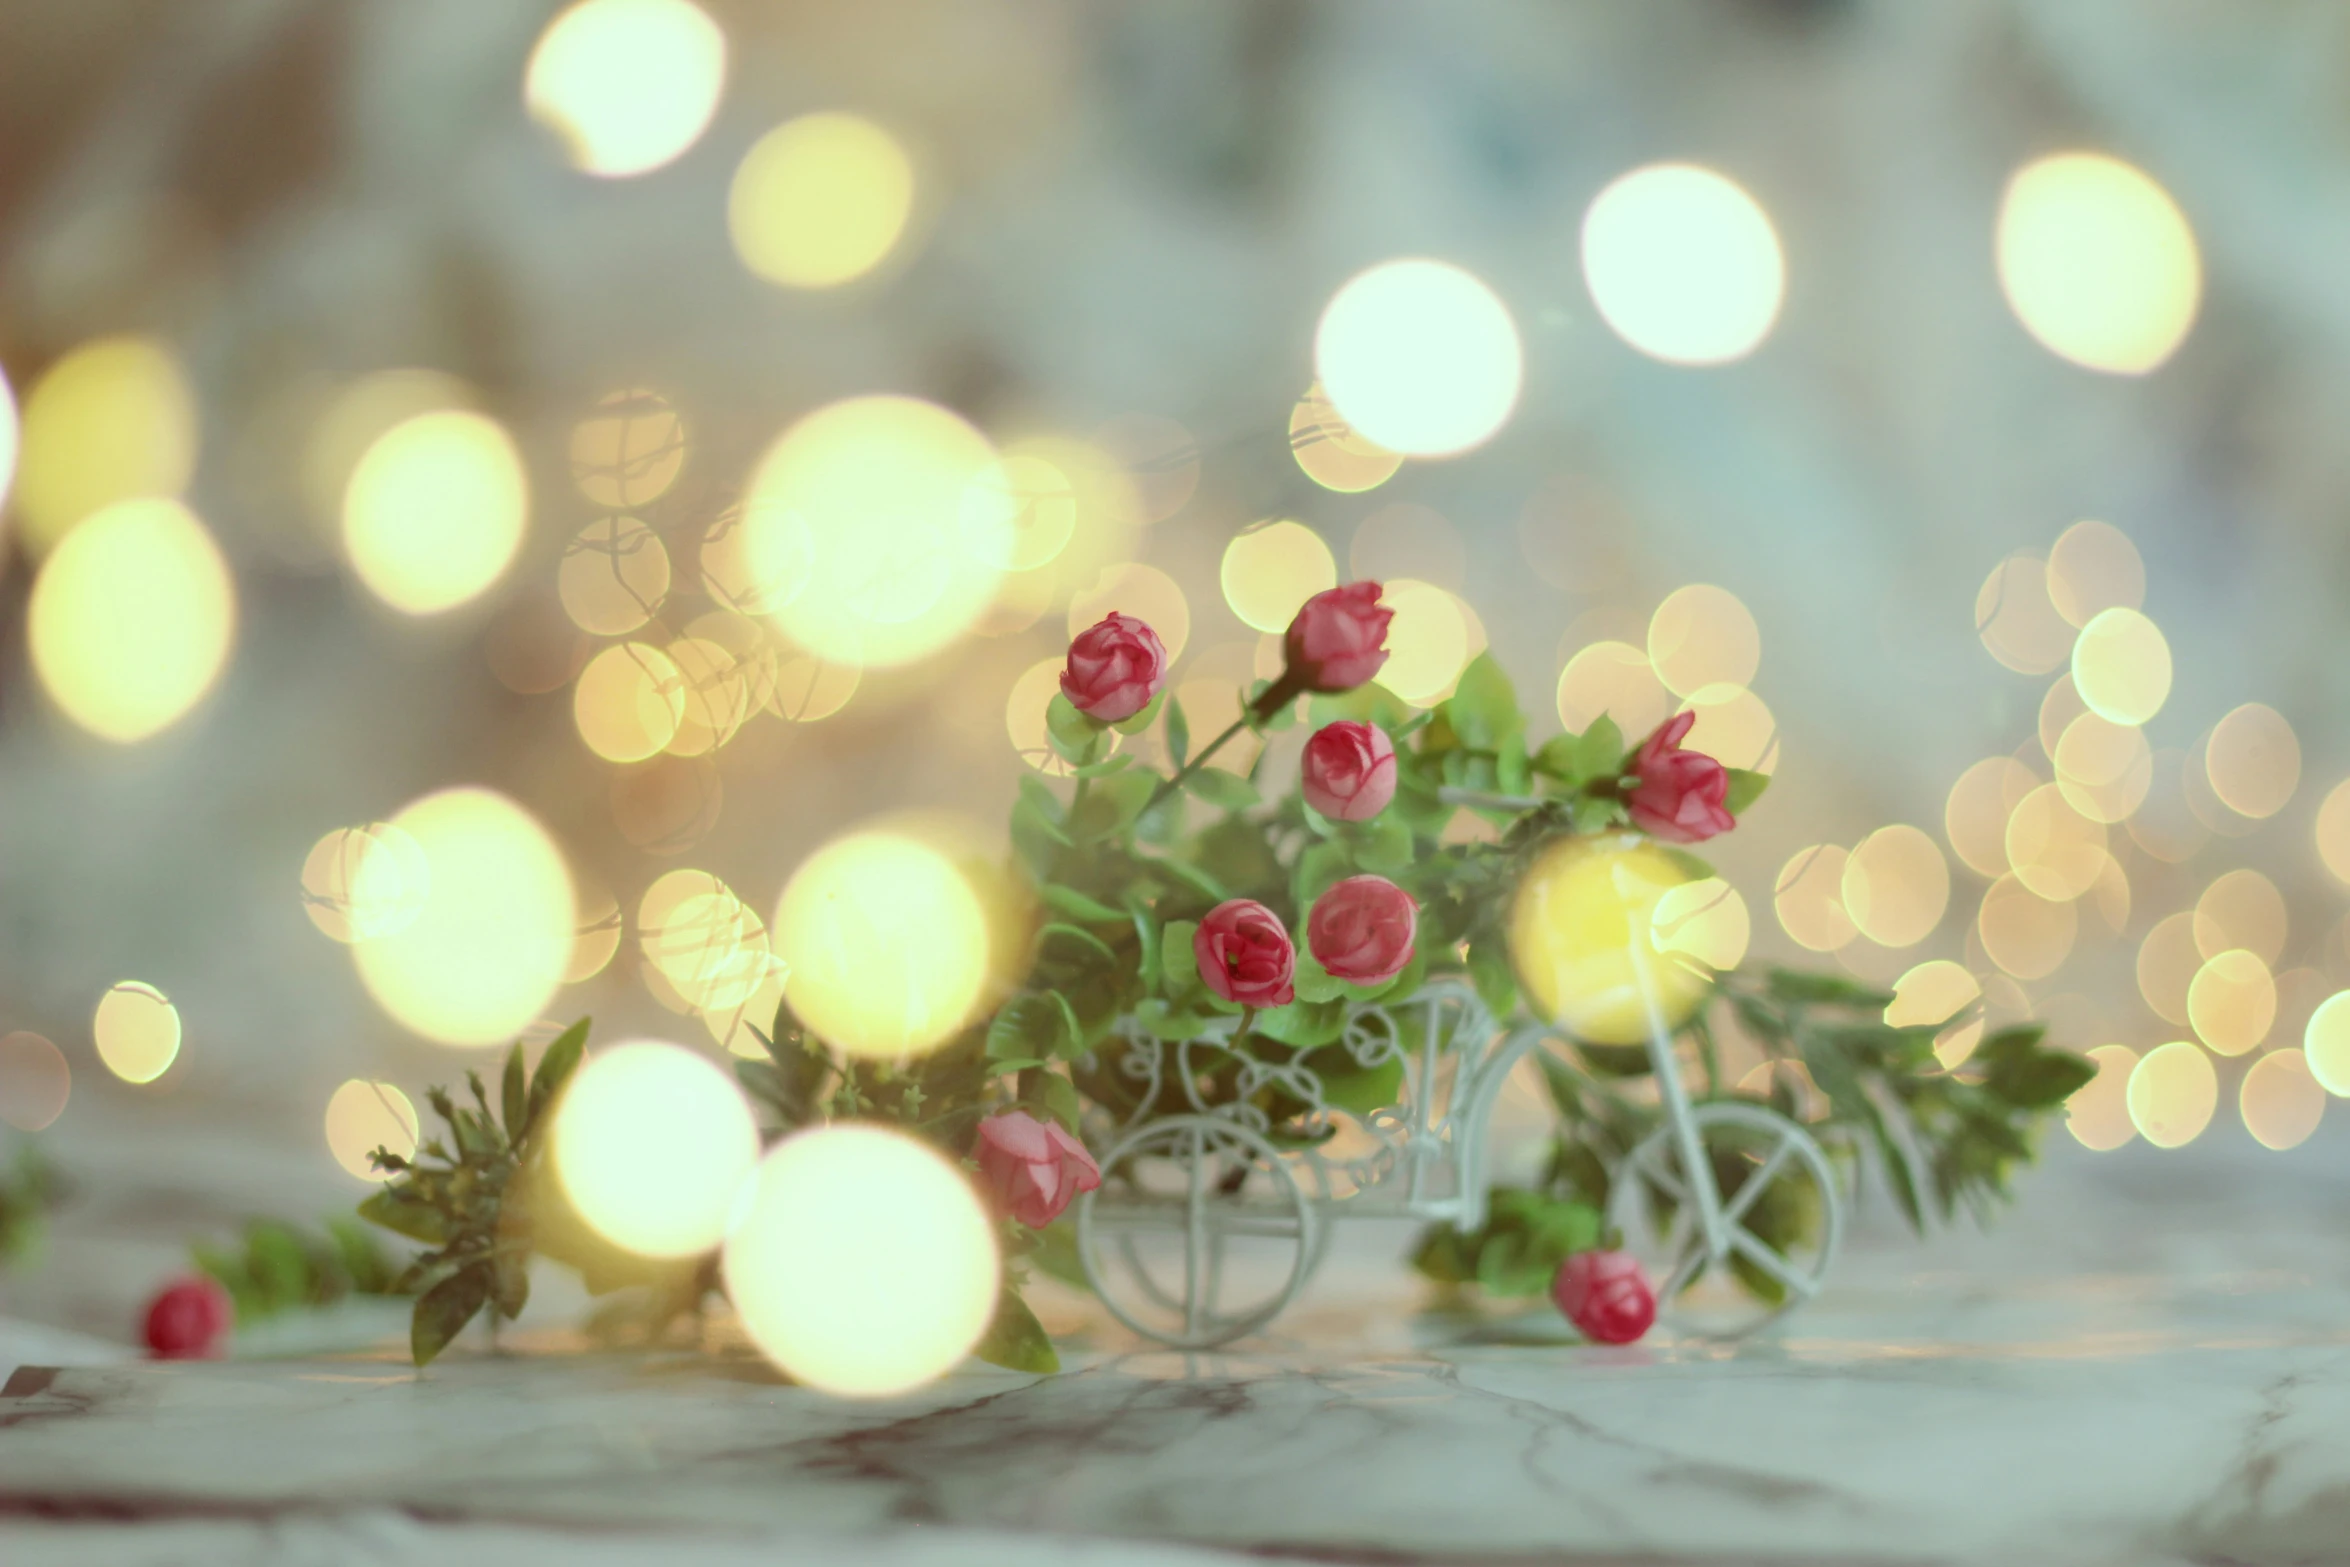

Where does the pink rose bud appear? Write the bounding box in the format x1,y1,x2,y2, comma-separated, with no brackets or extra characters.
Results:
1552,1250,1656,1345
1307,875,1418,986
1282,582,1393,693
143,1276,233,1361
974,1109,1101,1229
1625,711,1735,844
1061,611,1168,723
1193,899,1297,1008
1300,721,1398,822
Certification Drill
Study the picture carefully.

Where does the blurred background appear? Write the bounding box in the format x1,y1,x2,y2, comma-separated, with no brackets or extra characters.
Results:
2,0,2347,1339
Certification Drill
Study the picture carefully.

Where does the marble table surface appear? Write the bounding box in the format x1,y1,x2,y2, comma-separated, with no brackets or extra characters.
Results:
4,1134,2349,1567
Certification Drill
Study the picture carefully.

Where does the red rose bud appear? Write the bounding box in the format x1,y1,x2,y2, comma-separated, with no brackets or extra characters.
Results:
1625,711,1735,844
974,1109,1101,1229
143,1276,233,1361
1552,1249,1656,1345
1300,721,1397,822
1194,899,1297,1008
1307,875,1418,986
1061,611,1168,723
1282,582,1393,693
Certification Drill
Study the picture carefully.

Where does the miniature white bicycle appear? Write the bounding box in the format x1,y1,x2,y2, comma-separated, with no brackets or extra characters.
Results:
1073,959,1845,1348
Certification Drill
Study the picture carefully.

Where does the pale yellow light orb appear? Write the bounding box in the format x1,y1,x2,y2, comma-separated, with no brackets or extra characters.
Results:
2126,1040,2216,1149
2305,992,2350,1097
12,334,197,554
1314,258,1522,457
1841,825,1950,949
1373,579,1470,705
1996,152,2200,375
553,1041,758,1258
342,410,528,615
2067,1044,2139,1152
28,498,235,743
323,1080,420,1182
744,396,1003,668
729,112,914,289
573,642,687,762
353,789,576,1047
2070,607,2170,727
1220,520,1336,633
93,981,181,1085
2240,1049,2324,1152
1509,834,1716,1046
723,1124,999,1397
772,829,991,1058
525,0,726,178
301,822,431,944
0,362,18,517
1580,164,1786,367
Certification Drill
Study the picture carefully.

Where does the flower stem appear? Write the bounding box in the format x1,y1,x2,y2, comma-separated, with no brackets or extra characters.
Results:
1140,670,1305,820
1435,786,1547,813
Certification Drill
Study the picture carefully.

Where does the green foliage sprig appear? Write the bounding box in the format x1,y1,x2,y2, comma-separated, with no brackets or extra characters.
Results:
190,1217,404,1325
0,1142,64,1270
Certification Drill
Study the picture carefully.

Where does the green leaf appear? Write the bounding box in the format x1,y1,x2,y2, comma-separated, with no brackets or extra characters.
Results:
1253,999,1346,1049
1071,769,1156,838
1030,1071,1084,1134
1130,998,1213,1040
1293,840,1354,908
1111,689,1165,736
1723,768,1770,818
1310,685,1413,729
1046,692,1107,764
1975,1029,2094,1109
1466,930,1518,1020
243,1222,312,1311
500,1043,527,1141
1317,1054,1404,1116
970,1286,1059,1374
411,1266,490,1367
1149,855,1229,907
1569,794,1628,835
1070,754,1135,779
1443,653,1521,751
1183,767,1259,813
491,1248,531,1321
1034,921,1118,965
358,1190,450,1246
525,1020,590,1138
1352,814,1414,874
988,993,1065,1061
1016,777,1073,841
1575,714,1625,776
1160,921,1201,999
1030,1221,1089,1290
1046,989,1089,1060
1291,952,1347,1005
1040,884,1126,924
1164,692,1191,771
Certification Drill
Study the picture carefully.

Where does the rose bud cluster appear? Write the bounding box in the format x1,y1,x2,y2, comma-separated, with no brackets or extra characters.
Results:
974,1109,1101,1229
143,1276,233,1361
1194,898,1297,1008
1283,582,1394,693
1625,712,1734,844
1307,875,1417,987
1061,611,1168,724
1300,721,1396,822
1551,1249,1656,1345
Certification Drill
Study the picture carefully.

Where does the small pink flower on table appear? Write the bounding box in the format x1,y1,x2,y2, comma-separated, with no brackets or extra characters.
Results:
1307,875,1417,987
1300,721,1397,822
143,1276,233,1360
975,1110,1101,1229
1625,711,1735,844
1282,582,1393,693
1552,1250,1656,1345
1061,611,1167,723
1193,899,1296,1008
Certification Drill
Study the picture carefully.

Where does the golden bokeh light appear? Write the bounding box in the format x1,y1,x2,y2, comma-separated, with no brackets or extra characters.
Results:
322,1080,420,1182
1976,874,2076,980
1289,383,1403,493
1579,163,1786,366
353,789,576,1047
1647,584,1759,698
1774,845,1857,953
28,498,236,744
1007,655,1109,778
553,1040,759,1258
1174,676,1261,777
2127,1040,2216,1149
1555,639,1671,740
746,396,1003,668
639,869,774,1013
2317,779,2350,887
729,112,914,289
1650,878,1751,974
2053,712,2153,824
302,369,476,530
2127,748,2210,863
1221,520,1337,634
707,969,788,1059
1313,258,1523,457
2037,676,2086,764
2003,784,2107,902
662,635,756,757
1944,756,2038,878
2240,1049,2324,1151
12,335,197,554
574,642,687,762
1974,554,2076,675
1996,152,2200,375
0,1033,71,1133
1674,684,1778,775
0,363,17,516
611,754,722,854
1066,561,1190,663
2070,608,2170,727
94,981,181,1085
1374,580,1472,706
525,0,726,178
559,516,671,636
2136,912,2199,1026
570,387,686,509
1842,826,1949,949
2204,703,2299,820
342,410,528,615
769,652,860,723
2046,520,2145,629
2305,993,2350,1097
1509,835,1717,1045
1887,961,1979,1028
301,822,431,944
2066,1044,2138,1152
773,828,994,1059
2187,948,2275,1057
2195,868,2287,965
567,878,622,984
724,1124,999,1397
962,453,1078,573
